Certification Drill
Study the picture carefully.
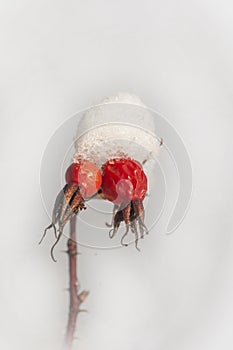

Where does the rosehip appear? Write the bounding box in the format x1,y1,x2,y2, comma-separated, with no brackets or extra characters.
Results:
65,160,102,198
101,158,147,205
101,158,148,250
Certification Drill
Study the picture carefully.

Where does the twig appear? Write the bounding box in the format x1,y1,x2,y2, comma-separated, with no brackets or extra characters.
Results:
64,216,89,350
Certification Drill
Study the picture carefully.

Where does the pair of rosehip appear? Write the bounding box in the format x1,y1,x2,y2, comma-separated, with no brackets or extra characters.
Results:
43,157,148,261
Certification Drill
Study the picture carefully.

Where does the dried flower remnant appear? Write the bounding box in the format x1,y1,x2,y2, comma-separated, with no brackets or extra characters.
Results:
40,160,102,261
101,158,148,250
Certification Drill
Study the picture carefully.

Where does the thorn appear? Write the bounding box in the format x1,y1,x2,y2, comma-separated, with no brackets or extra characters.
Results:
67,238,76,246
78,290,89,303
79,309,88,313
60,249,69,254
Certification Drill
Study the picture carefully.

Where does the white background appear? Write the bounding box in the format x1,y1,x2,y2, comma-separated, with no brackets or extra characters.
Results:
1,1,233,349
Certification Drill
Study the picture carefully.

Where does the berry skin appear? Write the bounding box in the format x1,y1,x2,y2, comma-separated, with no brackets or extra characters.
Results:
65,161,102,198
101,158,147,205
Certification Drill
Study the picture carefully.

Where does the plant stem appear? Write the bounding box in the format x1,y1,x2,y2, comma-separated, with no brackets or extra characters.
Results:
64,216,89,350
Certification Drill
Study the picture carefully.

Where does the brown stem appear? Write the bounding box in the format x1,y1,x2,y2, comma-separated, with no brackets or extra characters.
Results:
64,216,89,350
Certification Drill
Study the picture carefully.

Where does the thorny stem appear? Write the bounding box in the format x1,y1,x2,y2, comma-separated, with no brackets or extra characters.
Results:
64,216,89,350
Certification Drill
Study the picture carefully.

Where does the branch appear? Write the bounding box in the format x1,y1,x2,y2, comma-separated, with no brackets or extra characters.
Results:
64,216,89,350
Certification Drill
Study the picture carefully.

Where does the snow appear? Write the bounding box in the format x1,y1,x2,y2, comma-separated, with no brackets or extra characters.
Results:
74,93,160,167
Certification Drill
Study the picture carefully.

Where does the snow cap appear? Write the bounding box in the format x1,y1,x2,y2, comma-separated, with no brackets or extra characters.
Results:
74,93,160,167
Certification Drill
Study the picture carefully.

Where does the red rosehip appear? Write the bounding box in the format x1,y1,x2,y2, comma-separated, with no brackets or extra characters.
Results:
65,161,102,198
101,158,147,205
